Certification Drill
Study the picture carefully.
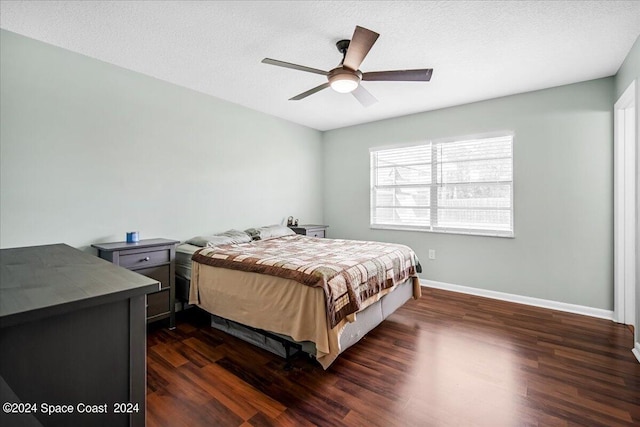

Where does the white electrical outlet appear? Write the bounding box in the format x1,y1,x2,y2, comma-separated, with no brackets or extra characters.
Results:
428,249,436,260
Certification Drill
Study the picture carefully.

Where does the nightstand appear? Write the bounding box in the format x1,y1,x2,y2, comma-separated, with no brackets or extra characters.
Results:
93,238,179,329
289,224,329,238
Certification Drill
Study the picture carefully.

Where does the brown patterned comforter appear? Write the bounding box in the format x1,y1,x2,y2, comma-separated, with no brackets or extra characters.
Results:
192,235,421,327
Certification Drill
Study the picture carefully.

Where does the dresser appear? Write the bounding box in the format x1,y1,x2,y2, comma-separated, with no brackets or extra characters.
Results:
0,244,158,427
288,224,329,238
93,238,179,329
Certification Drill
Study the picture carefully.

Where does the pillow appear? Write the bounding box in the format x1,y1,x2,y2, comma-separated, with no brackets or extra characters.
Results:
245,224,296,241
186,229,252,247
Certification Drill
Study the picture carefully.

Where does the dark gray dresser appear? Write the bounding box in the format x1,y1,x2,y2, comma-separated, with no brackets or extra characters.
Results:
0,243,159,427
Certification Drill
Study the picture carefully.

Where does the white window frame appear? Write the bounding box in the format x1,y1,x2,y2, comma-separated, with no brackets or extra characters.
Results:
370,131,514,238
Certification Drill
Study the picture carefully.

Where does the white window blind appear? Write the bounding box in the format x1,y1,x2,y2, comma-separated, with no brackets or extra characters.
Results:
370,133,514,237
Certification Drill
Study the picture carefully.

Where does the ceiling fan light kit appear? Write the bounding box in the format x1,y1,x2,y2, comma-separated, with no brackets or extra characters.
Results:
262,25,433,107
328,69,361,93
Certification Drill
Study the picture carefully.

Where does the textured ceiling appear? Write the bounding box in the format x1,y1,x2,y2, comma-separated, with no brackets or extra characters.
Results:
1,1,639,131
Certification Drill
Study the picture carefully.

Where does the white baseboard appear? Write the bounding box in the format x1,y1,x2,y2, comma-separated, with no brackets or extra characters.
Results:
421,279,614,321
633,342,640,364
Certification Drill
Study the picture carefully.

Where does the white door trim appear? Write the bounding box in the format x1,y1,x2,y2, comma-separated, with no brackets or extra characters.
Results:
613,81,636,326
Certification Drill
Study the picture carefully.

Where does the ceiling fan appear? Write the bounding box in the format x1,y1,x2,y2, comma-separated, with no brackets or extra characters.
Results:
262,25,433,107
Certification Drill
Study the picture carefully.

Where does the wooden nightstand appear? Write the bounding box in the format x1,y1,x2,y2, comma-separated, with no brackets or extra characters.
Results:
93,238,179,329
289,224,329,238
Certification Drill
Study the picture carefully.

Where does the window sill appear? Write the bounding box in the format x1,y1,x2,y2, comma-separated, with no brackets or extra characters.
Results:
370,225,515,238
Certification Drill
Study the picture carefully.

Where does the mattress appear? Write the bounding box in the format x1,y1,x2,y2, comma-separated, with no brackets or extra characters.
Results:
191,234,420,328
176,243,200,282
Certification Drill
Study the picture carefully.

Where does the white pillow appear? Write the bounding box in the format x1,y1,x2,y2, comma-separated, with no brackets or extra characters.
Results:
245,224,295,241
186,229,252,247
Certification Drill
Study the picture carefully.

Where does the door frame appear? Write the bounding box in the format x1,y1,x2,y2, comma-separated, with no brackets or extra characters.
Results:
613,80,636,327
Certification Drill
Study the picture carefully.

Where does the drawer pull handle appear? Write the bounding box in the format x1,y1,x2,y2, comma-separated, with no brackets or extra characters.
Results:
142,257,150,262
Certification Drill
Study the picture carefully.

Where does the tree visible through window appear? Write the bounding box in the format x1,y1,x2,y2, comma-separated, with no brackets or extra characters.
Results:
370,133,514,237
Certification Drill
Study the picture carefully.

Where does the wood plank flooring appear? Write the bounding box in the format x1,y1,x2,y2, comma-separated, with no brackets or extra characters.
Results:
147,288,640,426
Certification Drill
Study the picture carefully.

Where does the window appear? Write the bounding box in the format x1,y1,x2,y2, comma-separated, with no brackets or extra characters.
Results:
370,132,514,237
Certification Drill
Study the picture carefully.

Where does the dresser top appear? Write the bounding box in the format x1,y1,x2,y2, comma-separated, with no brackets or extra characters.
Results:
0,243,160,327
92,238,180,252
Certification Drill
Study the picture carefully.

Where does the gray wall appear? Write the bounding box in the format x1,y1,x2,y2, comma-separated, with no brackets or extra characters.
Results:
0,30,323,250
323,78,614,310
614,35,639,344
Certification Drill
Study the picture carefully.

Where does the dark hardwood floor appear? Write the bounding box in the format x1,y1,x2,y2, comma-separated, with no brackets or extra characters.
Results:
147,288,640,426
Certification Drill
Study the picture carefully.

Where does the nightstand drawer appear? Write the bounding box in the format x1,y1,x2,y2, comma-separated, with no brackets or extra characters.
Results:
119,249,170,269
136,265,170,290
147,290,170,318
308,230,325,238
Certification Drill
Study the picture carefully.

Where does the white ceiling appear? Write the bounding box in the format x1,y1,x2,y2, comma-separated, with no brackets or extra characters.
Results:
1,1,639,131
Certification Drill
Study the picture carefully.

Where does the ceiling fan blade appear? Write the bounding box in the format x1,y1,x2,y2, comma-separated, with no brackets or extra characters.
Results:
262,58,328,76
362,69,433,82
289,82,331,100
343,26,380,71
352,85,378,108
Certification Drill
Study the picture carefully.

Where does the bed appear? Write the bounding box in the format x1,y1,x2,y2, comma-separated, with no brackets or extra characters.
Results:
176,226,421,369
